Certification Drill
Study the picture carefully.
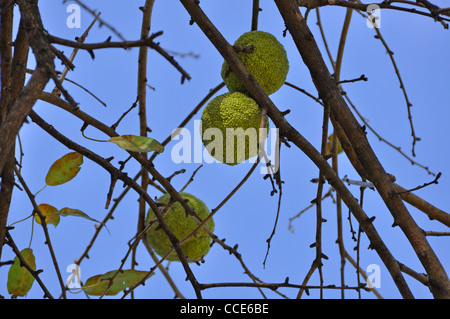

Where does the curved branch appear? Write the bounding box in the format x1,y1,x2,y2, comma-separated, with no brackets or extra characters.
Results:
48,32,192,82
296,0,450,24
28,110,203,298
180,0,415,299
275,0,450,299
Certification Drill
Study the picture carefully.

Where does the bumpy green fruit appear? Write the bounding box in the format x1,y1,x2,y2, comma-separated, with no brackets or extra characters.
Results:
145,192,214,262
200,92,269,166
221,30,289,95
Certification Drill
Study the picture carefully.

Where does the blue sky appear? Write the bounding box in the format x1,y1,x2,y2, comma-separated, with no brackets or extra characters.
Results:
1,1,449,299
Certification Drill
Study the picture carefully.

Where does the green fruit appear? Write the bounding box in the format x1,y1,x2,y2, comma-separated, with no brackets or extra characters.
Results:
200,92,269,166
145,192,214,262
221,30,289,95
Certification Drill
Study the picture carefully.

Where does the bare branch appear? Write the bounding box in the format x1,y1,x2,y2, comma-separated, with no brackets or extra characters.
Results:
181,0,416,299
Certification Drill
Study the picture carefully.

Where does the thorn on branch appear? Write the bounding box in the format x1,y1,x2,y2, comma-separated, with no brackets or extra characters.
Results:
281,109,291,116
49,45,76,71
118,155,132,171
80,122,89,134
0,260,14,267
388,173,397,182
87,48,95,59
280,136,291,148
358,125,367,135
105,175,118,209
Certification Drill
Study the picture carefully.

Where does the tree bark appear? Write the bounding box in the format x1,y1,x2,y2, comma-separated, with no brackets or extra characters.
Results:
273,0,450,299
179,0,415,299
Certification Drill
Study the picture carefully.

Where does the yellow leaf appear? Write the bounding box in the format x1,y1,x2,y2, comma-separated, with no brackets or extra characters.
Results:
325,134,344,155
45,152,83,186
34,204,60,227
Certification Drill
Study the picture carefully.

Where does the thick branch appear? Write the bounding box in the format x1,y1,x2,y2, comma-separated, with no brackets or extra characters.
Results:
274,0,449,299
135,0,155,299
179,0,414,299
0,67,50,174
395,184,450,228
27,110,203,298
0,0,55,174
0,0,15,261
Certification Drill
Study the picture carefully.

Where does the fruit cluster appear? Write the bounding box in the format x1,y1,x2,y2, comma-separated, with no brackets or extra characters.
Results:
145,31,289,263
201,30,289,166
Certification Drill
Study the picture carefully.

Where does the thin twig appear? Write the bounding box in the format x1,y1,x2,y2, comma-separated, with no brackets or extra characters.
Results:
52,12,101,95
134,0,156,300
423,231,450,237
251,0,260,31
297,0,450,24
372,22,419,157
183,0,418,298
343,93,435,176
64,0,127,41
394,172,441,195
28,110,203,298
48,32,192,82
13,166,67,298
199,281,372,292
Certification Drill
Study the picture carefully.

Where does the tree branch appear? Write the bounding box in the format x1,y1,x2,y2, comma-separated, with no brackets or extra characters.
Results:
296,0,450,24
179,0,415,299
274,0,449,299
0,0,55,174
48,31,192,82
27,110,203,298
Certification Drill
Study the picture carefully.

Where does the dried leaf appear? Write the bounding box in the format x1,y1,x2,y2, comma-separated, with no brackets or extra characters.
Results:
59,207,101,224
45,152,83,186
34,204,60,227
108,135,164,153
7,248,36,298
59,207,110,234
82,269,151,296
